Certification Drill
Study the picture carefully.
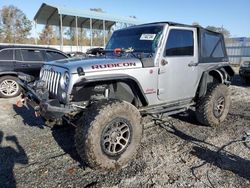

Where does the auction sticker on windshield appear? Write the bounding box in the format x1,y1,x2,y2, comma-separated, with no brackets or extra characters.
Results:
140,34,156,40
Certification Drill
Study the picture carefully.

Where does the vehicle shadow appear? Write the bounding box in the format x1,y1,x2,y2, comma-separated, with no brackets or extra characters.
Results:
0,131,29,188
171,110,210,127
190,145,250,181
12,104,45,129
157,120,250,181
51,125,86,168
12,103,86,167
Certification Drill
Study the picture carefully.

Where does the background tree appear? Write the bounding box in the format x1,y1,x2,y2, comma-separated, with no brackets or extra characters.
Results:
192,21,200,26
39,25,57,45
0,5,32,43
206,26,230,38
192,21,230,38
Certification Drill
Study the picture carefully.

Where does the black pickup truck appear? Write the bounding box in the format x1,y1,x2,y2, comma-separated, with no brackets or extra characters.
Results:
0,45,68,98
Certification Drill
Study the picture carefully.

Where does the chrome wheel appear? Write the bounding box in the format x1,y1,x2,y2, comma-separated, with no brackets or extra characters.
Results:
0,79,19,97
101,118,132,157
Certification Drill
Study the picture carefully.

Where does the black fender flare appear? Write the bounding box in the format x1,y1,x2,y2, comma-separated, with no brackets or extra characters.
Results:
0,71,18,77
75,74,149,106
197,65,235,98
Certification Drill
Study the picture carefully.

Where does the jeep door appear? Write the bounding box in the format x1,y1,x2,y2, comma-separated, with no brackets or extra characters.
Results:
158,26,199,103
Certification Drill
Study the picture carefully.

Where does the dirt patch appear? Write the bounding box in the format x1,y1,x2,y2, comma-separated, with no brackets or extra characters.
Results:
0,78,250,187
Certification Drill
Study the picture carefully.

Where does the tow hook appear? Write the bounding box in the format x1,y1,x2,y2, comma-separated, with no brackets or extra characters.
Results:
16,98,27,108
34,106,41,117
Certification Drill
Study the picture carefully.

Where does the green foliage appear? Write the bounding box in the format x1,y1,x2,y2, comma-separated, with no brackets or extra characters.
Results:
0,5,32,43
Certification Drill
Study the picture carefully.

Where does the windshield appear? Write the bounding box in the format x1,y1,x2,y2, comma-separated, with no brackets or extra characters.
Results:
106,25,164,54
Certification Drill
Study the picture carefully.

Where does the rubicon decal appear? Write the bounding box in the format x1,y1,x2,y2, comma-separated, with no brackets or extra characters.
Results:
92,62,137,69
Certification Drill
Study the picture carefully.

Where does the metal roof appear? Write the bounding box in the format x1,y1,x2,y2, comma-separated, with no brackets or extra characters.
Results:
34,3,142,30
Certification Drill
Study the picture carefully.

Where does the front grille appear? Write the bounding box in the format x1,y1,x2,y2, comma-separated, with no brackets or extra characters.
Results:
41,69,61,95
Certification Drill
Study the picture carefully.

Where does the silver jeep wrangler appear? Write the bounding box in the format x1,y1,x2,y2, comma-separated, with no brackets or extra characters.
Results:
18,22,234,170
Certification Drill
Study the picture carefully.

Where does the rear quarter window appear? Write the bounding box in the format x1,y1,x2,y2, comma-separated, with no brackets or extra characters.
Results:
201,33,224,58
46,51,67,61
199,29,228,63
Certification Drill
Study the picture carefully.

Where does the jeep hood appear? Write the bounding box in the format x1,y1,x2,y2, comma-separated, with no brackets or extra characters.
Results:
45,57,143,74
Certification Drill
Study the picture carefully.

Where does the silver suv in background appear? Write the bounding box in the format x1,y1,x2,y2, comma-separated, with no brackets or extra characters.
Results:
18,22,234,171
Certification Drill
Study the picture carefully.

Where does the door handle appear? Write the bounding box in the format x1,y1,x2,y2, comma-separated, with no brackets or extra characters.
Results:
21,64,31,67
188,62,198,67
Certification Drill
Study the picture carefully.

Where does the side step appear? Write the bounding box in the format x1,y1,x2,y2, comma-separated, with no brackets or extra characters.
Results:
141,105,190,116
140,101,194,116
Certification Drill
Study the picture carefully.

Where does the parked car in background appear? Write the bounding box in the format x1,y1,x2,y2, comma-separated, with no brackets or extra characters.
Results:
66,51,86,58
0,45,68,98
86,47,104,56
239,61,250,83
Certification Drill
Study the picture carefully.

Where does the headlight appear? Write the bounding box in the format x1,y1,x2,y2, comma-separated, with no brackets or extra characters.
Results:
241,61,249,68
60,71,70,90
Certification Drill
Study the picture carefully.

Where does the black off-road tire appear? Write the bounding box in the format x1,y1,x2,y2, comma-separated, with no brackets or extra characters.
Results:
195,83,231,127
75,100,142,170
0,75,21,98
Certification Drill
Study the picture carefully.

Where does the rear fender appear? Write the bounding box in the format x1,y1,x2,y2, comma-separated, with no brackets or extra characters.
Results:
197,65,234,98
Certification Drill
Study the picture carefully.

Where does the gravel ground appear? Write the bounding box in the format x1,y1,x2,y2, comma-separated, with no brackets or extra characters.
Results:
1,75,250,188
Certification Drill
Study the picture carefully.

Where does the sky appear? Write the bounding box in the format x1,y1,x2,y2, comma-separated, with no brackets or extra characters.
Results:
0,0,250,37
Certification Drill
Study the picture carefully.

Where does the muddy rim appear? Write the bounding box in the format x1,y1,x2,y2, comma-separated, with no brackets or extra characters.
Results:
213,96,225,118
101,118,132,157
0,79,19,97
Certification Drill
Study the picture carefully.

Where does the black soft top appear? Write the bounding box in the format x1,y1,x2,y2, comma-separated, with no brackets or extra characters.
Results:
120,22,228,63
126,21,220,34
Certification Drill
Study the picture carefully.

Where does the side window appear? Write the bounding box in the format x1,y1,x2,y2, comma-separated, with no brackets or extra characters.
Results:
201,33,224,58
0,49,14,60
15,49,22,61
165,29,194,56
21,49,44,62
46,51,67,62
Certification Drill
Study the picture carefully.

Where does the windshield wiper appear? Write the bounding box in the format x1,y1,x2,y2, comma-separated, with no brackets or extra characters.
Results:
105,48,153,59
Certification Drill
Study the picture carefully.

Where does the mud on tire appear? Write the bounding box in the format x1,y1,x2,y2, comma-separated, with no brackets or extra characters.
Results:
195,83,231,127
75,100,142,170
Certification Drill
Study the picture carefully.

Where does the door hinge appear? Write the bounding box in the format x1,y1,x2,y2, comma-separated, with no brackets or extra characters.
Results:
157,88,165,95
158,67,167,74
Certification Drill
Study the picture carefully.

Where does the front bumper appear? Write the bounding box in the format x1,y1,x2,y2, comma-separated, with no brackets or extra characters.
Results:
18,74,72,121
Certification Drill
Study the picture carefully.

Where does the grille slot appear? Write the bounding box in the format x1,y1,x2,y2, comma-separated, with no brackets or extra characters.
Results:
41,69,61,95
